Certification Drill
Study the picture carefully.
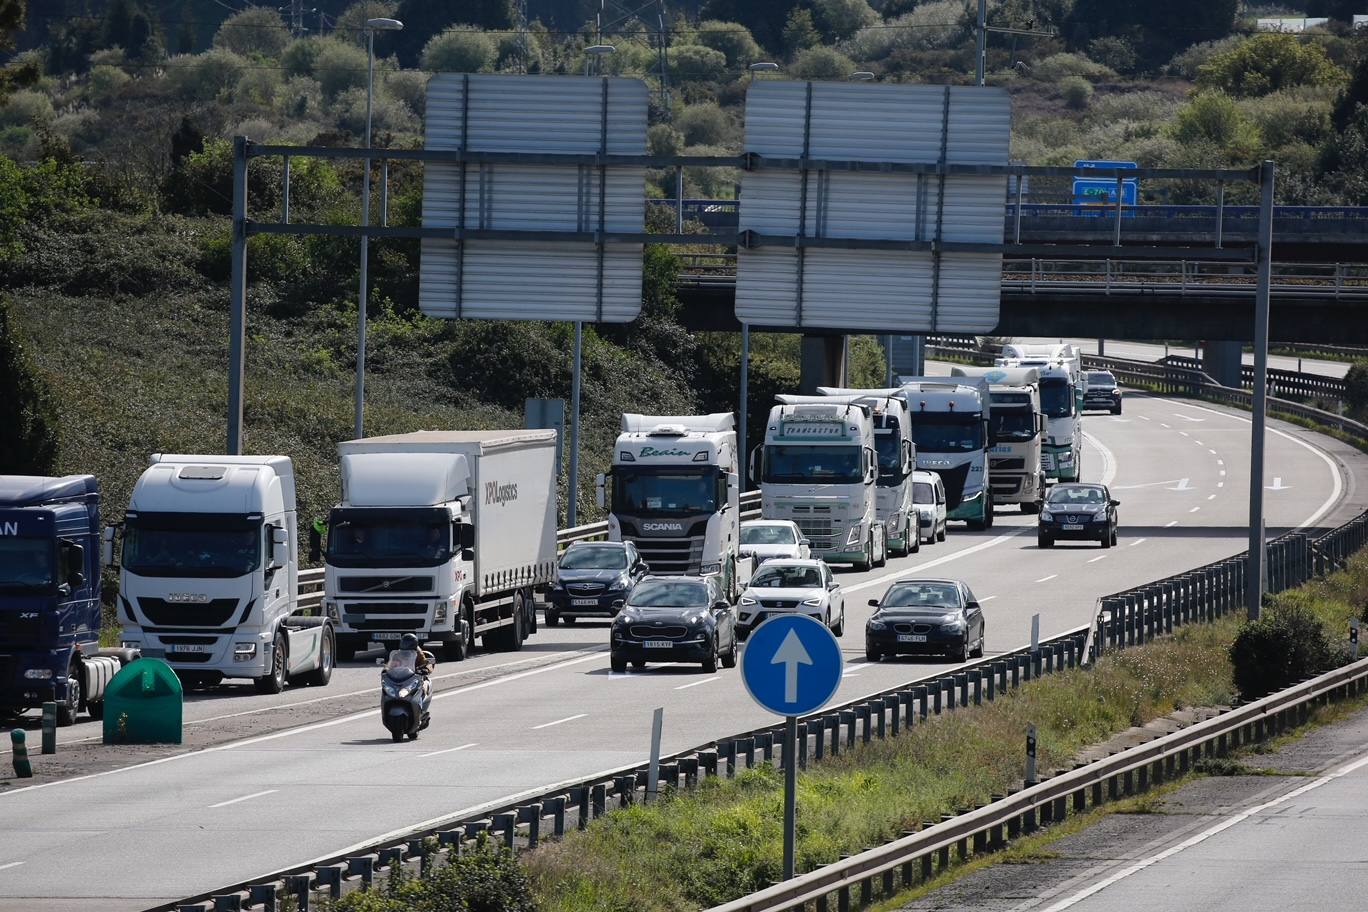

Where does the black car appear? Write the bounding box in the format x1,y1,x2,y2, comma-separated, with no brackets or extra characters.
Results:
1083,371,1122,414
865,578,985,663
546,541,648,626
610,576,737,673
1038,483,1119,548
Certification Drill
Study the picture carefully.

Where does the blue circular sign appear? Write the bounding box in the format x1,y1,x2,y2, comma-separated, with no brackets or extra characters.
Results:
740,614,843,717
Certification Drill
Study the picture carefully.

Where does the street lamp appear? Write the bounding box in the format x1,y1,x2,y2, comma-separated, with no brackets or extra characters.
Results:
354,16,403,440
584,43,615,76
748,61,779,80
849,71,875,81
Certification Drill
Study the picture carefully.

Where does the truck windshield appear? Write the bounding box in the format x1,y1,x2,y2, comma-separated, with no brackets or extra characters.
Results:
123,515,261,579
614,468,720,516
0,538,54,593
992,410,1038,442
327,511,451,568
874,431,903,485
1040,379,1073,418
763,446,862,484
909,418,984,453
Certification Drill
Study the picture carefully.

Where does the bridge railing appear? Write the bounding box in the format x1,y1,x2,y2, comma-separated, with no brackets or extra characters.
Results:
1160,355,1348,403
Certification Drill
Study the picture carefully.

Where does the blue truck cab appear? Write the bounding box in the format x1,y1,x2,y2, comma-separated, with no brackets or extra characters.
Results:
0,475,126,725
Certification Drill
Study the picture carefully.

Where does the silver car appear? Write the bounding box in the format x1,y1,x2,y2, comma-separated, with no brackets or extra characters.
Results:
740,520,812,568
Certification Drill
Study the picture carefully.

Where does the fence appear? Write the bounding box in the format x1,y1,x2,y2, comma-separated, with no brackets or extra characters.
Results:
1158,354,1347,403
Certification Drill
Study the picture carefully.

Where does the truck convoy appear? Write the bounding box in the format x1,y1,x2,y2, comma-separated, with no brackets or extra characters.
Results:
817,387,918,556
952,366,1047,514
112,455,334,694
898,377,995,530
321,431,557,661
753,396,887,570
597,414,753,600
998,343,1084,482
0,475,127,725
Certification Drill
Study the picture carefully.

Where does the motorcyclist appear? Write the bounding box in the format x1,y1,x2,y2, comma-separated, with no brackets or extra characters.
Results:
389,633,435,697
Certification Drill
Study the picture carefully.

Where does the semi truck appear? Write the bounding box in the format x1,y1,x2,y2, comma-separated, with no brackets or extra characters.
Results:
112,455,334,693
753,397,887,570
998,343,1084,481
596,414,753,600
952,366,1047,514
320,431,557,661
898,377,994,530
0,475,128,725
816,387,919,556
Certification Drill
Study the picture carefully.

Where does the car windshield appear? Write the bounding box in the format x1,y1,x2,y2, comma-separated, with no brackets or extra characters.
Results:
614,468,719,516
0,538,54,593
385,648,418,676
909,417,984,453
751,566,822,589
763,445,863,485
991,410,1037,442
1088,372,1116,388
1048,486,1106,505
1040,379,1072,418
328,512,450,568
123,515,261,578
882,583,961,609
630,580,710,608
742,525,797,545
561,546,628,570
913,482,935,504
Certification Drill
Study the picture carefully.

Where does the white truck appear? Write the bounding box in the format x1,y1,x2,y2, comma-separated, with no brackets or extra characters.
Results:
952,366,1047,514
596,414,752,601
753,397,887,570
111,455,334,693
998,343,1084,482
899,377,994,530
319,431,557,661
817,387,918,556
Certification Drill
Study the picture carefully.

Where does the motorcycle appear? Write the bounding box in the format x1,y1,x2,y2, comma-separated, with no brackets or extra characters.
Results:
380,648,431,742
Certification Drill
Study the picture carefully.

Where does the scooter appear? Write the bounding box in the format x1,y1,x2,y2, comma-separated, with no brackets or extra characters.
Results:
380,658,431,742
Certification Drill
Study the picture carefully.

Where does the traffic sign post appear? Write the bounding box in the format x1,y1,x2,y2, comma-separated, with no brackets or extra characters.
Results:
1351,618,1359,660
741,614,844,880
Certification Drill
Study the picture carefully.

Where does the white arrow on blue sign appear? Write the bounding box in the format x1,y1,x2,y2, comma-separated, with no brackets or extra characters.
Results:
741,614,844,717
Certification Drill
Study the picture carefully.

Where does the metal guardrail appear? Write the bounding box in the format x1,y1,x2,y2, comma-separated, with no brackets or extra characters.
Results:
1159,354,1347,403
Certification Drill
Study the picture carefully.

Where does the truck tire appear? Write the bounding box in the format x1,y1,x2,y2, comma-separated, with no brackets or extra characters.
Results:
57,659,81,727
301,625,335,687
253,633,288,695
525,590,538,635
854,535,873,572
443,635,467,663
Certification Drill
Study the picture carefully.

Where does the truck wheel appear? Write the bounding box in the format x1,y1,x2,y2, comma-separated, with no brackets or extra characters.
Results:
302,625,335,687
253,633,288,695
444,635,467,662
854,536,873,572
546,610,560,627
56,660,81,727
984,495,995,529
525,590,538,635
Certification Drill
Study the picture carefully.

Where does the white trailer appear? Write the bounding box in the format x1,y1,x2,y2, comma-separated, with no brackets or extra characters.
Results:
320,431,558,661
113,455,334,693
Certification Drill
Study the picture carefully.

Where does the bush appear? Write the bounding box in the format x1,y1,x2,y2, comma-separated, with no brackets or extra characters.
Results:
1087,36,1137,74
1197,33,1346,97
1163,36,1243,80
842,3,962,61
213,6,291,59
421,26,497,73
1346,359,1368,418
695,19,762,67
164,49,249,101
334,844,537,912
0,89,55,128
811,0,879,42
0,298,59,475
1171,90,1261,160
385,69,430,115
314,39,370,99
1061,76,1094,110
332,86,420,136
1229,602,1334,699
281,37,327,78
791,46,856,80
1241,88,1333,150
88,64,132,103
677,103,731,147
647,123,683,157
1029,52,1115,82
669,45,728,82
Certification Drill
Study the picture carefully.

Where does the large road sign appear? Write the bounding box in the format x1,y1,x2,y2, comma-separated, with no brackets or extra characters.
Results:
740,614,843,717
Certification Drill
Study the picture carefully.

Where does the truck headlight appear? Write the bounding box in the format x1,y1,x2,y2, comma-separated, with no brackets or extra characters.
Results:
846,525,863,545
234,642,257,662
700,562,722,575
324,600,340,621
121,640,141,650
1059,452,1074,464
23,668,53,680
434,603,448,623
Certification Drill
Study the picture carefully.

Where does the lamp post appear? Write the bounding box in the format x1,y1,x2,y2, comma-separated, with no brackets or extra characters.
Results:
748,61,779,80
584,43,615,76
849,71,874,81
354,16,403,441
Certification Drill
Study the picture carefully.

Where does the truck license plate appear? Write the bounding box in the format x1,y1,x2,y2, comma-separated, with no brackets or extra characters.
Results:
898,634,927,643
170,644,210,654
1063,523,1085,531
572,598,599,606
645,640,673,649
371,632,401,641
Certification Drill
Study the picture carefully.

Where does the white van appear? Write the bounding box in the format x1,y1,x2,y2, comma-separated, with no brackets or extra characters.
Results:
911,470,948,545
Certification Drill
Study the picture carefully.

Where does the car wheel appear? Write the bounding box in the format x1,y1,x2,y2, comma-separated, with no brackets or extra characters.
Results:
1113,405,1122,415
610,654,627,673
865,646,881,663
1038,534,1053,548
546,610,560,627
1111,529,1118,547
971,628,985,659
722,638,738,669
954,637,969,663
703,636,719,673
831,611,844,638
1101,531,1112,549
911,533,921,554
937,525,946,543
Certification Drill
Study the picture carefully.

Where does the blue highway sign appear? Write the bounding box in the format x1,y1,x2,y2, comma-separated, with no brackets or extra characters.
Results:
741,614,843,717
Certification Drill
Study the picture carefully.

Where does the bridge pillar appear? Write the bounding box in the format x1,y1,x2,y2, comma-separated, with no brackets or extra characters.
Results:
800,335,846,393
1202,340,1243,388
890,335,925,378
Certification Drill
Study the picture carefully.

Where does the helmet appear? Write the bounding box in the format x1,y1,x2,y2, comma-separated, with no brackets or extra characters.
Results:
400,633,420,651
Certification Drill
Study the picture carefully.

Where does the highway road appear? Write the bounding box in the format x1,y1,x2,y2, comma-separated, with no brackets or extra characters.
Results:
1038,337,1353,379
1,391,1366,910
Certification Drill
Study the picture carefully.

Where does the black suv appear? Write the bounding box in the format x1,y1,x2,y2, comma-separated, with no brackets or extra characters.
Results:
1083,371,1122,414
1038,483,1120,548
610,576,738,673
546,541,648,626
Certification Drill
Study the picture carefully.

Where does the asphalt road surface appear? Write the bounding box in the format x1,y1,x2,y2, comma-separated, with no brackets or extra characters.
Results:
1,391,1365,910
1036,337,1353,379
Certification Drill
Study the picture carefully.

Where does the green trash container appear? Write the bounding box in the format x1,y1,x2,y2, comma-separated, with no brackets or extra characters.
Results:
102,657,184,745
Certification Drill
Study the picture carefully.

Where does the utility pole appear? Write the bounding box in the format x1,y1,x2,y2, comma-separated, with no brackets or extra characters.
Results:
976,0,987,85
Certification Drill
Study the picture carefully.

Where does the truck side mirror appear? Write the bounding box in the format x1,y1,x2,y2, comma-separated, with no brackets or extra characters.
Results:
308,527,322,563
459,523,475,549
101,526,115,567
64,542,86,589
595,473,607,510
749,446,761,484
270,526,289,568
727,473,739,494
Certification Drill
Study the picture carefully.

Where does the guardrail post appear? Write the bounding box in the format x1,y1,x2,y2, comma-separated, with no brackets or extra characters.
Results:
721,741,736,777
932,683,944,715
876,701,888,740
886,696,899,737
814,718,827,761
614,776,635,808
698,750,716,780
1023,652,1034,682
972,669,983,705
844,711,857,749
757,731,773,762
313,865,344,900
857,705,872,743
958,672,970,706
946,677,957,712
1011,657,1021,688
916,685,929,721
520,803,543,849
591,782,607,818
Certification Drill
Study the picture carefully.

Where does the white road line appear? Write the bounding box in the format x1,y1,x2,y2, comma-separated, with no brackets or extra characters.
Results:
209,789,277,809
1194,440,1203,445
674,677,718,691
1218,459,1225,466
1166,521,1179,528
1190,506,1201,513
0,863,23,873
844,528,1030,596
1173,412,1204,422
979,595,999,602
1087,555,1108,563
1218,481,1225,488
418,743,477,759
1084,431,1119,487
1208,449,1217,455
1219,470,1227,476
1035,574,1058,583
841,672,862,678
1160,423,1171,428
1207,494,1216,500
1037,749,1368,912
1138,415,1151,421
1129,538,1146,547
532,713,587,730
1179,431,1190,437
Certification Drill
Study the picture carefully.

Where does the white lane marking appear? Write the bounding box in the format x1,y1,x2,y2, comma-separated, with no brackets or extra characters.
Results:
1084,431,1118,487
1129,539,1146,547
979,595,999,602
1160,423,1171,428
209,789,277,809
844,528,1030,596
1038,749,1368,912
1087,555,1108,563
418,742,477,759
1219,470,1227,477
0,863,23,872
532,713,587,731
1217,459,1225,466
841,671,862,678
1194,439,1203,445
1035,574,1058,583
1165,521,1180,528
1218,482,1225,488
1208,449,1217,455
0,648,612,799
675,677,718,691
1138,415,1151,421
1268,476,1292,491
1173,412,1204,422
1190,506,1201,513
1113,478,1186,492
1179,431,1190,438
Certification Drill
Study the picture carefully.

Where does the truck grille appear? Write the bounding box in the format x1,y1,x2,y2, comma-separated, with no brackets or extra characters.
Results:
793,519,839,550
138,598,239,627
629,625,688,638
930,463,971,510
338,576,434,594
0,612,42,646
788,504,833,514
990,457,1025,471
346,618,426,630
631,538,703,574
343,602,427,615
990,476,1024,496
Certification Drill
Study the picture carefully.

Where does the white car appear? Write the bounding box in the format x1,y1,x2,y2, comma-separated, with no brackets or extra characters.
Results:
740,520,811,567
736,559,844,640
912,470,948,545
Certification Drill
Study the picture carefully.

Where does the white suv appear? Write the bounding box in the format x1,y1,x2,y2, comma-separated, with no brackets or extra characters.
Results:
740,520,811,567
736,559,844,640
912,470,948,545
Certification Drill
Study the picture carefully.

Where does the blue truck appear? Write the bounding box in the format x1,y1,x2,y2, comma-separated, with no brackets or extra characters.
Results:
0,475,128,725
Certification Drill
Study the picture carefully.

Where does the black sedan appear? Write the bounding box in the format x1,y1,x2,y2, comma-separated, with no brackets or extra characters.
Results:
865,579,985,663
1038,483,1120,548
1083,371,1122,414
610,576,738,673
546,541,648,625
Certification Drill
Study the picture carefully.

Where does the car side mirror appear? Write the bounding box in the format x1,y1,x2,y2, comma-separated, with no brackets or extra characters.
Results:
308,526,322,563
69,571,87,589
827,580,838,590
800,539,811,547
58,582,72,597
967,601,980,611
712,600,730,613
868,598,880,607
1110,499,1120,507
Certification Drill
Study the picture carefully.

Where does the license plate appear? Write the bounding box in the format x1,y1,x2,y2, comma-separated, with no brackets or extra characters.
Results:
572,598,599,606
371,632,402,641
1063,524,1085,531
898,634,927,643
645,639,673,649
170,644,210,654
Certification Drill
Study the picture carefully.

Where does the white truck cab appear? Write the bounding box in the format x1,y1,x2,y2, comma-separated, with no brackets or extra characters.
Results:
998,343,1084,482
952,366,1047,514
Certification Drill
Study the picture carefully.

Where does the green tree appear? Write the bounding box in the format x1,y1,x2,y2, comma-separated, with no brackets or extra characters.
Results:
0,298,59,476
669,44,728,82
383,0,513,67
695,19,763,67
700,0,802,54
101,0,162,61
1197,34,1345,98
811,0,879,42
677,103,731,146
1332,43,1368,131
1060,75,1093,110
782,8,822,58
1065,0,1238,69
213,6,291,59
791,46,856,80
313,39,369,99
334,0,399,48
1346,358,1368,418
1171,90,1262,160
420,26,497,73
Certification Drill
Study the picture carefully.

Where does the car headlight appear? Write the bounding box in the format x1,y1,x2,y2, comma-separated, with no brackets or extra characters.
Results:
867,617,887,631
23,668,53,680
1112,389,1121,397
739,595,757,606
700,562,722,575
1040,511,1053,521
801,596,823,607
943,616,966,632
